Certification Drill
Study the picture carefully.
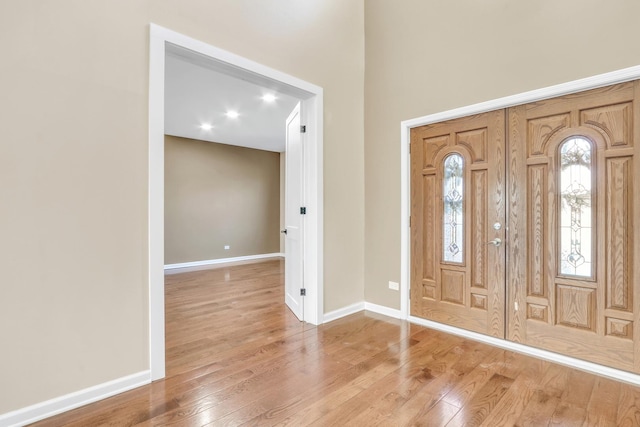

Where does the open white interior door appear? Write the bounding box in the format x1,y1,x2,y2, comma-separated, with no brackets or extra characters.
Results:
284,102,304,321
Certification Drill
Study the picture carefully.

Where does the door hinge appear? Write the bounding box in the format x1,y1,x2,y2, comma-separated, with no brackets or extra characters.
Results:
300,207,307,215
300,125,306,133
409,216,411,227
300,288,306,296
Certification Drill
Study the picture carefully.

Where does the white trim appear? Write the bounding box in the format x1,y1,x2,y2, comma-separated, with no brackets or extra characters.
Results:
0,371,150,427
164,253,284,270
364,302,403,320
149,24,324,380
402,65,640,129
409,316,640,386
400,65,640,385
399,121,410,320
323,302,365,323
301,93,324,326
322,302,404,324
148,23,166,382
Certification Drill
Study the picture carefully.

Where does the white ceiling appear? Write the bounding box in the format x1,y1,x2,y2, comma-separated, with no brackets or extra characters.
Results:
164,45,300,153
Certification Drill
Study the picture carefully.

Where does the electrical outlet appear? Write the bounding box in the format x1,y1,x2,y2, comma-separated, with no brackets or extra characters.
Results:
224,245,230,250
388,281,399,291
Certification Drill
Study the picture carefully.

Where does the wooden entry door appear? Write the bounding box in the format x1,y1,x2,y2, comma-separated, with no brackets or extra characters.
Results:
508,82,640,372
410,111,506,338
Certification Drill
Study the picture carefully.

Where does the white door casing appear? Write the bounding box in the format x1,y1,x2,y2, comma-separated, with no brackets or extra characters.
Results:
284,102,304,320
149,24,324,381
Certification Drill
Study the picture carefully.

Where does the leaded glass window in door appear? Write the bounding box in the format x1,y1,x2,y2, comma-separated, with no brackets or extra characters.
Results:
559,137,594,278
443,154,464,263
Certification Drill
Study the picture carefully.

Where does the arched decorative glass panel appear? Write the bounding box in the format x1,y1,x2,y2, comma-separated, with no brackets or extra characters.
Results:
443,154,464,263
559,137,593,277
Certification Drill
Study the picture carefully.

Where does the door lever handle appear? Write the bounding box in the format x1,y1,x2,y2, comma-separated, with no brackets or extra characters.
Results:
487,238,502,247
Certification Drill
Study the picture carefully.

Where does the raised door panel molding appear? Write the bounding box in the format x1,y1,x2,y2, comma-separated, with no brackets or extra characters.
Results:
527,164,547,298
423,134,450,169
606,156,633,312
422,174,437,282
470,169,488,289
555,284,597,332
441,269,466,305
581,102,633,148
527,114,570,156
456,128,488,163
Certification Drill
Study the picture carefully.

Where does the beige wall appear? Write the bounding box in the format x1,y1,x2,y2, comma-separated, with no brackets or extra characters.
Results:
280,152,285,253
364,0,640,308
12,0,639,418
164,136,280,264
0,0,364,415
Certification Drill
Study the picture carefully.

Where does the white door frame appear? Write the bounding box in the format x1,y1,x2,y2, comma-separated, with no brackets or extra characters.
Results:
399,64,640,384
149,24,324,380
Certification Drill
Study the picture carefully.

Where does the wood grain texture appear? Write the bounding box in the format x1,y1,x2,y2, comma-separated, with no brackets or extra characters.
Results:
29,260,640,426
441,269,465,305
471,170,487,289
528,164,547,298
631,79,640,373
410,110,506,338
508,80,640,371
581,102,633,148
507,104,528,343
606,156,632,312
423,174,436,282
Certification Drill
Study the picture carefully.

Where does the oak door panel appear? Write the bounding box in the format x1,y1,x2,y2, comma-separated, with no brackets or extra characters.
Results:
508,81,640,372
411,111,506,337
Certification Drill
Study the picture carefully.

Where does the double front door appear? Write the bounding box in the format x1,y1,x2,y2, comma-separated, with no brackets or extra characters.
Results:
410,81,640,372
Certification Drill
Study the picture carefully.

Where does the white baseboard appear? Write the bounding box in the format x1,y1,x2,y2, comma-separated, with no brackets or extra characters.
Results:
364,302,403,319
408,315,640,387
0,370,150,427
164,253,284,271
7,309,640,427
323,301,403,323
323,302,640,386
323,302,365,323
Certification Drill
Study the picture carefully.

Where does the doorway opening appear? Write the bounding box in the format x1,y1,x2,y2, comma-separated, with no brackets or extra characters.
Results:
149,24,324,380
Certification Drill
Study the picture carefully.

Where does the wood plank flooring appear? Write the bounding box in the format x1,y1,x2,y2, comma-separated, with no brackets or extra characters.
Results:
31,259,640,426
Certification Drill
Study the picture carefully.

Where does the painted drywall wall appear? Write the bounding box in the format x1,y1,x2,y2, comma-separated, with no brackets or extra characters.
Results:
280,152,285,253
0,0,364,415
364,0,640,309
164,136,280,264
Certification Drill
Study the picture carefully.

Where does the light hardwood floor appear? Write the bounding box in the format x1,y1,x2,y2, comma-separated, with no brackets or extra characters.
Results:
32,259,640,426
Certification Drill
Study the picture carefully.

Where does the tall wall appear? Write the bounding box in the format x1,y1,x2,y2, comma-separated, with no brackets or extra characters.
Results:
364,0,640,308
164,136,280,264
0,0,364,415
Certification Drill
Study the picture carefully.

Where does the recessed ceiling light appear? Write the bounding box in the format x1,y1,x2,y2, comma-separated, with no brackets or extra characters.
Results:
199,123,213,131
261,94,277,103
225,110,239,119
